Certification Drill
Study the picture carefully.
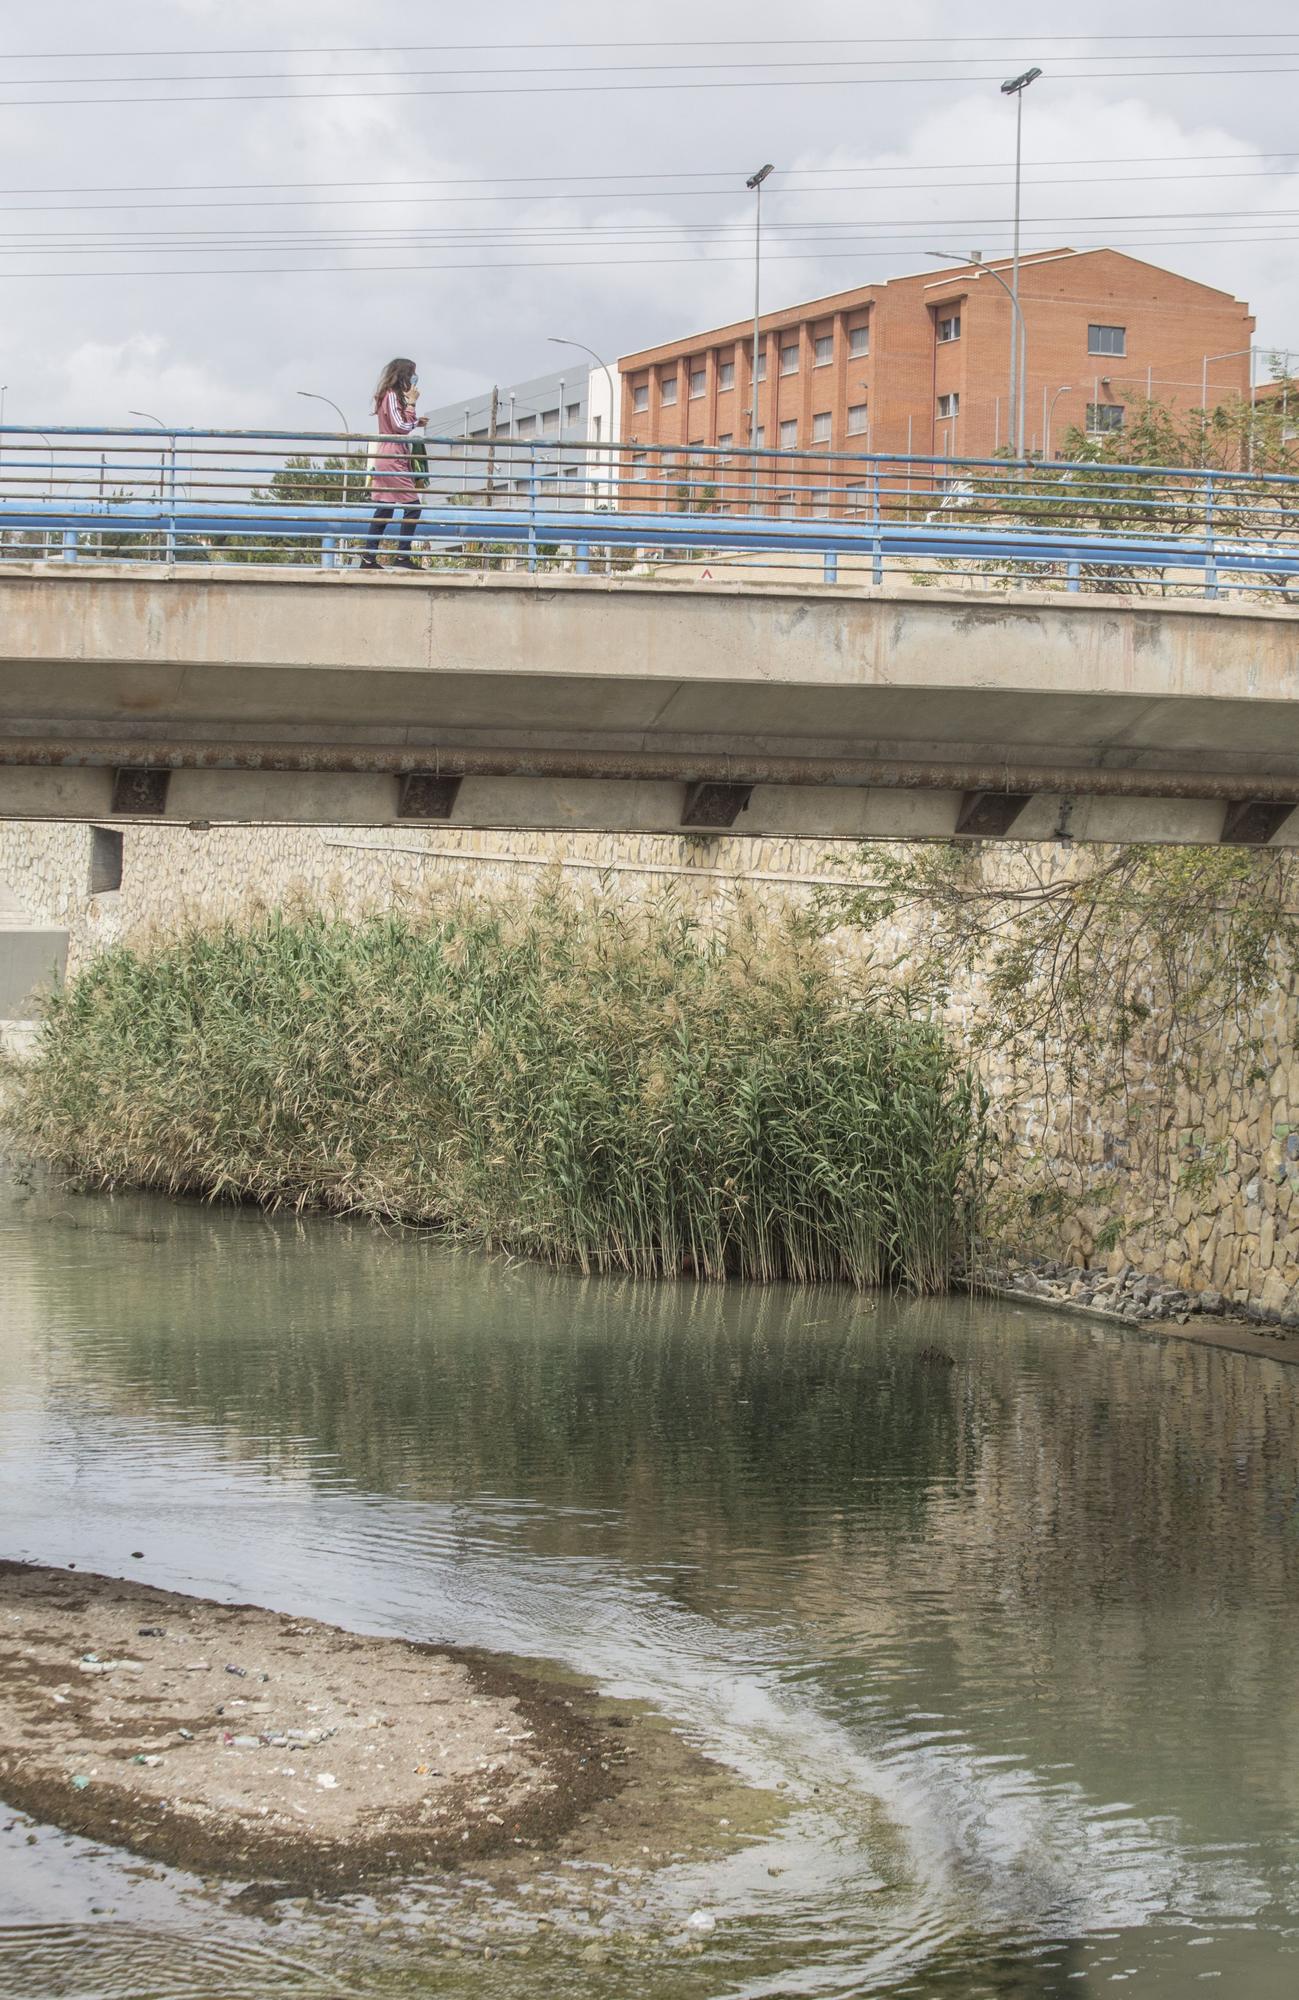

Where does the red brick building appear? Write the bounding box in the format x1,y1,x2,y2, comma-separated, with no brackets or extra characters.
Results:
617,249,1254,494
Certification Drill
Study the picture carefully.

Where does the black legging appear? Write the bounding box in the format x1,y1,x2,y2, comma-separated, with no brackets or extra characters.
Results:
364,504,420,557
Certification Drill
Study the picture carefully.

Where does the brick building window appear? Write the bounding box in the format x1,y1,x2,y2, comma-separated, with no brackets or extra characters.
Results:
753,426,765,446
776,492,796,517
811,411,832,442
632,382,649,412
779,418,798,446
718,358,735,389
813,334,833,365
1087,401,1125,432
780,343,800,375
848,325,870,357
847,403,868,434
937,314,961,343
689,368,706,398
811,487,832,513
845,479,867,514
660,375,678,405
937,393,960,417
717,433,733,451
1088,324,1127,356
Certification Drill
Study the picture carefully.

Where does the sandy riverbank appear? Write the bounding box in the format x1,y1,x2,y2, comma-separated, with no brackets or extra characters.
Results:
0,1563,770,1893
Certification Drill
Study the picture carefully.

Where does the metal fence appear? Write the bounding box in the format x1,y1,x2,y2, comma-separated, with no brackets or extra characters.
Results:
1,425,1298,599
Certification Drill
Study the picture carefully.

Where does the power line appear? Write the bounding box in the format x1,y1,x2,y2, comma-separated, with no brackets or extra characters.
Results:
4,204,1297,244
0,218,1289,258
6,53,1299,89
4,236,1299,279
2,150,1296,200
6,67,1299,110
8,33,1299,60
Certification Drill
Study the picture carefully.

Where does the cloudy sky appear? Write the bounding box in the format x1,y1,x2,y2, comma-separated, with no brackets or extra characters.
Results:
2,0,1297,431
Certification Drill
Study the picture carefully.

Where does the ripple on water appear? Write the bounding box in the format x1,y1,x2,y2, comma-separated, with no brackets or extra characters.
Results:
0,1924,342,1999
3,1183,1299,1997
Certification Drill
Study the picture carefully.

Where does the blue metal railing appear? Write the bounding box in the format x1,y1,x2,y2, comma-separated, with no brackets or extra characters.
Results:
0,425,1297,599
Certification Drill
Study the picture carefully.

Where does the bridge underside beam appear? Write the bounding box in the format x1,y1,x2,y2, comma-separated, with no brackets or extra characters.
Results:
4,762,1299,846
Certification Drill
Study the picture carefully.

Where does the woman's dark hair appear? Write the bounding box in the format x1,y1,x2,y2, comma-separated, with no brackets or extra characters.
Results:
374,357,417,413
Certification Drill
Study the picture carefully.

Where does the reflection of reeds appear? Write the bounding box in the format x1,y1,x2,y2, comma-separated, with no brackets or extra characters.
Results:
5,890,984,1291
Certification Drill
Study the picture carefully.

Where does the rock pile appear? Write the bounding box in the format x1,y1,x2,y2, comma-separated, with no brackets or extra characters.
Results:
992,1258,1299,1336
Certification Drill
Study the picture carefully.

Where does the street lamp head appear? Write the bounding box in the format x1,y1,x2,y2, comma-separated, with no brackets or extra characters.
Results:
1001,66,1042,94
927,248,983,266
746,163,775,189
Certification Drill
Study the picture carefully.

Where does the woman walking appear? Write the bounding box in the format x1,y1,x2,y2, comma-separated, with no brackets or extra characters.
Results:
361,357,428,570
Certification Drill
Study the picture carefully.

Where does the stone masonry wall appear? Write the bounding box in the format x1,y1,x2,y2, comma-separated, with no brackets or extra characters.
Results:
2,817,1296,1320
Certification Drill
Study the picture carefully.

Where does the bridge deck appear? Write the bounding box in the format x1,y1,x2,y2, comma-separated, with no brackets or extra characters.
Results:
2,565,1297,845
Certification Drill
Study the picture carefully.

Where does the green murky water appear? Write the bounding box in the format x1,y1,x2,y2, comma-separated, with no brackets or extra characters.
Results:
1,1173,1297,1997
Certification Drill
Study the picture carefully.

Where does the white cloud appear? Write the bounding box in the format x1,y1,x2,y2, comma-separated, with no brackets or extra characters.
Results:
0,0,1296,432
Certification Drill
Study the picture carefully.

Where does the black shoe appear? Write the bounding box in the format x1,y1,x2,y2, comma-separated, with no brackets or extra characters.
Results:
359,555,379,570
394,556,418,571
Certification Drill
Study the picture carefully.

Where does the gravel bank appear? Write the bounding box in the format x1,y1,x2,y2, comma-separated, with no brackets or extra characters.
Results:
0,1563,639,1890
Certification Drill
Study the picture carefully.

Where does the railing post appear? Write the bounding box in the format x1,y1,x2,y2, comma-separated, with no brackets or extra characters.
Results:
527,445,538,574
322,534,336,571
576,540,590,576
165,435,178,564
1067,558,1080,592
1203,468,1218,600
823,549,838,584
872,464,884,585
61,527,78,562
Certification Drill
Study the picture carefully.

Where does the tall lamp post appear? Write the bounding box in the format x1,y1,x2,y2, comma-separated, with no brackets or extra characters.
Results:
129,407,169,507
1191,350,1255,466
297,389,357,507
928,250,1028,460
747,163,774,510
548,336,617,504
1000,66,1041,457
1044,384,1072,459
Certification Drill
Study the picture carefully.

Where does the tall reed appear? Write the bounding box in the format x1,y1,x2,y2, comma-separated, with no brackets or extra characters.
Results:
5,890,985,1290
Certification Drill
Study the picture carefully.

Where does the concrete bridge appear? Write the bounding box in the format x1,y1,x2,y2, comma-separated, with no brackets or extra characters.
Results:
1,564,1298,846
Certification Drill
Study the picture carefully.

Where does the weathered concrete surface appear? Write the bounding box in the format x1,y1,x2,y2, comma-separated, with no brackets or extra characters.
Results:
1,565,1297,839
0,927,67,1019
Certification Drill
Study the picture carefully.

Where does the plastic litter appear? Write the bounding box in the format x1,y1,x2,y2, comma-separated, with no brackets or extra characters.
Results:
137,1626,165,1638
224,1665,247,1678
177,1728,194,1741
131,1754,162,1767
316,1772,339,1789
71,1775,90,1791
686,1910,717,1933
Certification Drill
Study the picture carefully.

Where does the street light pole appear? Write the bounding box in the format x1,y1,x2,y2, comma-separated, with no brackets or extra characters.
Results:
928,250,1028,459
129,408,169,507
1001,67,1042,456
1045,384,1072,459
297,390,355,509
1200,347,1257,465
296,389,350,433
548,336,617,504
747,164,774,511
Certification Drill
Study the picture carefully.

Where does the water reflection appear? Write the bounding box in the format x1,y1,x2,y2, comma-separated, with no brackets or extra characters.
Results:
2,1179,1298,1996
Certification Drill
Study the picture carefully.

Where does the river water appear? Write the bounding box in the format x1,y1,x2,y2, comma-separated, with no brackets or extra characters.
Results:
1,1175,1297,1998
